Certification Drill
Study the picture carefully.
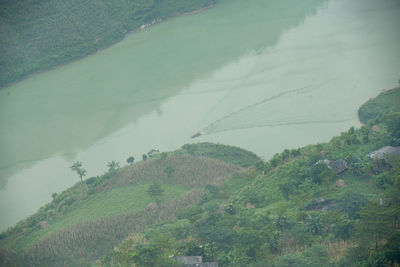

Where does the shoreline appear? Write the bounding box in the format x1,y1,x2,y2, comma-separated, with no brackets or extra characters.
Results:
0,3,215,90
133,3,214,33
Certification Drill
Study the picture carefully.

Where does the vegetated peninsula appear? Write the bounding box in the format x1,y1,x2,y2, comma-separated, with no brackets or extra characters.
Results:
358,86,400,124
0,0,215,88
1,87,399,266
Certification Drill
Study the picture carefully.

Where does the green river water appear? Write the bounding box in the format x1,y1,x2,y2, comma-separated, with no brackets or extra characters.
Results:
0,0,399,230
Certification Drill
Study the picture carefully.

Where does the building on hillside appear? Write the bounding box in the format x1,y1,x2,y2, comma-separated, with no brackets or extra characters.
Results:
174,256,218,267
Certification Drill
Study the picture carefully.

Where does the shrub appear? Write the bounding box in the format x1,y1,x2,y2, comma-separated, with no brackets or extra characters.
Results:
276,245,329,267
176,206,203,223
339,191,367,220
85,177,97,185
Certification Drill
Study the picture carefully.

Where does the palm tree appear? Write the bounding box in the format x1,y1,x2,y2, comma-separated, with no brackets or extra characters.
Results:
107,161,120,172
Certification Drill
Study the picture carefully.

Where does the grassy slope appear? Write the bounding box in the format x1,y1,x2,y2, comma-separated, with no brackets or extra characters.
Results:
179,142,262,168
0,0,214,88
0,143,254,266
358,87,400,124
12,184,188,250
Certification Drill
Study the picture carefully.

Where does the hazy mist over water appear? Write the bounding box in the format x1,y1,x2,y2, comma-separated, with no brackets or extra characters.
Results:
0,0,399,229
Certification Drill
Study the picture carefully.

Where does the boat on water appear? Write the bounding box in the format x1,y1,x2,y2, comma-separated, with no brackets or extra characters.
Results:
191,132,201,138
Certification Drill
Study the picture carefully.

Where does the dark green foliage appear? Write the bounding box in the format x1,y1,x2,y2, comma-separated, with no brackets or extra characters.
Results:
375,172,393,189
194,213,239,253
268,148,302,168
345,154,366,176
178,239,214,262
164,165,175,178
223,203,235,215
176,206,203,223
279,182,295,201
274,216,294,231
331,214,355,240
147,183,164,204
129,244,181,267
85,176,97,185
127,156,135,164
343,158,400,266
276,245,329,267
280,224,313,249
341,127,361,145
241,186,265,207
358,87,400,124
360,126,370,143
309,163,335,184
384,113,400,146
383,230,400,265
255,160,265,172
305,213,323,235
0,0,215,87
339,191,367,220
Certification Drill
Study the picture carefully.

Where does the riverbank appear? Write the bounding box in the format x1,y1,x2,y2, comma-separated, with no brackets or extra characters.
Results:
132,3,214,34
0,0,215,89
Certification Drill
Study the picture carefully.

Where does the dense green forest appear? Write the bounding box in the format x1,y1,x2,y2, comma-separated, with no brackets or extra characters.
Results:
0,0,215,88
1,88,399,266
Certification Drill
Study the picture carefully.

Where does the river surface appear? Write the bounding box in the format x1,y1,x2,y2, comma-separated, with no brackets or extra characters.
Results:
1,0,400,230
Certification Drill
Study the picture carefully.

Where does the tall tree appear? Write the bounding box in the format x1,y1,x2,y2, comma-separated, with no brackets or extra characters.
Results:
127,156,135,165
70,161,87,182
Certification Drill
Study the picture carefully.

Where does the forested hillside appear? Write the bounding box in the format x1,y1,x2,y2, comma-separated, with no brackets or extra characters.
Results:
358,86,400,124
0,0,214,88
99,109,400,266
96,87,399,266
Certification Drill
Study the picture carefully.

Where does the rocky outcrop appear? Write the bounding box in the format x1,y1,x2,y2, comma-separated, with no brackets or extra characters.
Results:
368,146,400,160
